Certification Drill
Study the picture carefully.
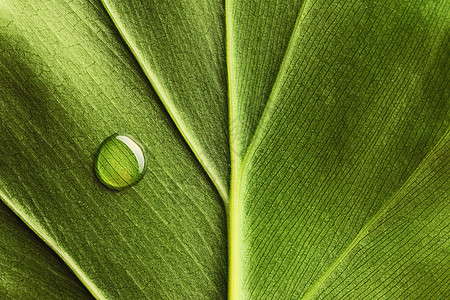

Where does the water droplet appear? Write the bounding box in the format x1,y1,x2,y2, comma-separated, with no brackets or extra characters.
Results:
94,133,147,190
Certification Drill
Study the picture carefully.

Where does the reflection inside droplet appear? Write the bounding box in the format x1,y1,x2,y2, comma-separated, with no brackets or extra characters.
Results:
94,133,147,190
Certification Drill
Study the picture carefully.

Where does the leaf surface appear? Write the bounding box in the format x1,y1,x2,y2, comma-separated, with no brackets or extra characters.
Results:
0,0,449,299
0,0,227,298
100,0,230,199
227,0,305,163
228,0,449,298
0,201,93,299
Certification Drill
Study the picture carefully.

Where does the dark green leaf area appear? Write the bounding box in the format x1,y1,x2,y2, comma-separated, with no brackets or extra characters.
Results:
0,202,93,300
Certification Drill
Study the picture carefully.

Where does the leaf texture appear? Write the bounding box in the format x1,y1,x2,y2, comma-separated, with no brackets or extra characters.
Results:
227,0,305,163
0,0,227,298
100,0,230,200
0,0,448,299
229,0,449,298
0,201,93,299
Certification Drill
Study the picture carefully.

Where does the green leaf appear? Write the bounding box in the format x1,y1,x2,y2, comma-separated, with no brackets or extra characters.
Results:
227,0,304,163
101,0,230,200
0,201,93,299
1,0,449,299
0,0,227,298
228,0,449,298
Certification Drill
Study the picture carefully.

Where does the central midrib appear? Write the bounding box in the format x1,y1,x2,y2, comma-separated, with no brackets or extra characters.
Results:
226,0,313,298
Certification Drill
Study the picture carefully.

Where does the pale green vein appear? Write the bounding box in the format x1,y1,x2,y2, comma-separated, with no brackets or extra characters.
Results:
239,0,310,164
302,128,450,299
226,0,241,297
0,191,106,300
227,0,312,298
226,3,311,296
99,0,228,205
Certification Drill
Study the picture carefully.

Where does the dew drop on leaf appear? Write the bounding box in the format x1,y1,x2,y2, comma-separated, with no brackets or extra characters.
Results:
94,133,147,190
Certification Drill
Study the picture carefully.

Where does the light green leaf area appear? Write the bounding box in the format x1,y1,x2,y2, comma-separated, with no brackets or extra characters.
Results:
231,0,449,298
0,0,449,299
